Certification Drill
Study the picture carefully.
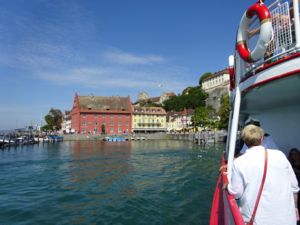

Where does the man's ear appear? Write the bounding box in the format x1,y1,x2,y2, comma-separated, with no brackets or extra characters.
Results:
261,136,264,144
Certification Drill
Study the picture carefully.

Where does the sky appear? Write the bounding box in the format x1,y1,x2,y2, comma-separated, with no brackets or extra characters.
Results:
0,0,254,129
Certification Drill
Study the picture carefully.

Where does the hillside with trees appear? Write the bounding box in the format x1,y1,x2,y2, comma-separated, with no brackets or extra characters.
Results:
162,72,230,130
163,86,208,111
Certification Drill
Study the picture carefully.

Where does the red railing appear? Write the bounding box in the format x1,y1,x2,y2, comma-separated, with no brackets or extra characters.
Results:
209,157,245,225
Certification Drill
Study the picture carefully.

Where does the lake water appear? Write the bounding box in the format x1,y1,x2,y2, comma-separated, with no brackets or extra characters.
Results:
0,140,224,225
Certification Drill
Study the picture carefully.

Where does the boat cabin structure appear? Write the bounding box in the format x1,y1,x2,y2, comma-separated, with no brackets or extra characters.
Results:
210,0,300,224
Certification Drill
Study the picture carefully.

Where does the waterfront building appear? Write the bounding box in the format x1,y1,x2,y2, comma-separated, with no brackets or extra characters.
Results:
167,109,194,132
132,106,167,133
61,110,73,134
71,94,132,134
201,69,230,112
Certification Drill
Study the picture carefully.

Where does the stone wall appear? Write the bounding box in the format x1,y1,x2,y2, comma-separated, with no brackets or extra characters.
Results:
205,85,228,112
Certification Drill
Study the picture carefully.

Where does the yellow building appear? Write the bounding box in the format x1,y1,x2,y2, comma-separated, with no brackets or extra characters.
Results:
132,106,167,133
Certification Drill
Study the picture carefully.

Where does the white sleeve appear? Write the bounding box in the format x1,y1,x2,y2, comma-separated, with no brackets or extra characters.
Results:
228,161,245,199
287,161,300,193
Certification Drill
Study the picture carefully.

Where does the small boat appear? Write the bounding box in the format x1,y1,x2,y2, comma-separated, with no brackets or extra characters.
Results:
108,136,126,142
210,0,300,224
34,136,50,143
0,137,15,144
48,135,64,142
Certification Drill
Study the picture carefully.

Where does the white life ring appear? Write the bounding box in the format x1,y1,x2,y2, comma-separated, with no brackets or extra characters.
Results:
236,2,272,62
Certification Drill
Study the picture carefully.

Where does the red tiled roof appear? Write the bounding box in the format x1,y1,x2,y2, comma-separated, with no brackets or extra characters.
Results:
78,96,131,111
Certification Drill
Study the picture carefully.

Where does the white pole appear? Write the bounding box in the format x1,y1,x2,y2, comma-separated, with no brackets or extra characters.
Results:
227,54,241,181
227,87,241,181
293,0,300,48
225,110,233,156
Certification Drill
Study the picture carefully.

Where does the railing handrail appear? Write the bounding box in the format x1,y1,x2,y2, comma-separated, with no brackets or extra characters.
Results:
221,157,245,225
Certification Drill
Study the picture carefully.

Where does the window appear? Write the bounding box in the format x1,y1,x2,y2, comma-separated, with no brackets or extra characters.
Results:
82,128,86,134
102,122,106,126
94,121,98,126
118,122,122,126
126,121,129,126
82,121,86,126
110,128,114,134
102,114,106,118
126,115,129,118
118,128,122,133
110,114,114,118
82,113,86,118
110,121,114,126
118,114,122,118
94,114,98,118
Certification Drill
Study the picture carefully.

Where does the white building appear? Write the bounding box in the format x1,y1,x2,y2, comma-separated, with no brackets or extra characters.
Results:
201,69,230,91
167,109,194,132
61,110,73,134
201,69,230,112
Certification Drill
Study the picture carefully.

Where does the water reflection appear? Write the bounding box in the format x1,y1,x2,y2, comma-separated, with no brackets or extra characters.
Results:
0,140,224,225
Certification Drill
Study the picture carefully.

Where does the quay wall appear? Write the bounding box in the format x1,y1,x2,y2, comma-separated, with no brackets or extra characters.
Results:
63,130,227,143
63,133,170,141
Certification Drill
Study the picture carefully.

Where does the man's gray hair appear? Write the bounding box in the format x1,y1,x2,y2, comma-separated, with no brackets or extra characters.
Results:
242,124,264,147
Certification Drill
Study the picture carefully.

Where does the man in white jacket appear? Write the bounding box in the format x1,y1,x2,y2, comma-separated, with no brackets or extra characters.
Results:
228,124,299,225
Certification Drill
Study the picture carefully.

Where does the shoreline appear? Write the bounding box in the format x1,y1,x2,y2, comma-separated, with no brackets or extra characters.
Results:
63,130,227,143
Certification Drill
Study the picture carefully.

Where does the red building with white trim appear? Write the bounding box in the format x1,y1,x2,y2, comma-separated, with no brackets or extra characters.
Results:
71,94,132,134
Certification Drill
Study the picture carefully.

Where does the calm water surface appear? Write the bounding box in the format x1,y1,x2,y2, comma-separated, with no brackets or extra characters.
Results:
0,140,223,225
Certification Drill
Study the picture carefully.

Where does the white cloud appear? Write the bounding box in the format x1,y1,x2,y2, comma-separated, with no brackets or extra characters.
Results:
38,65,188,92
0,40,77,71
102,49,166,65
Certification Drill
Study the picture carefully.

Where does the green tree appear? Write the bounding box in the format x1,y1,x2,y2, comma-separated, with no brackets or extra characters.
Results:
162,95,185,112
218,94,230,129
192,106,210,128
199,72,213,86
140,100,162,107
181,86,208,109
162,86,208,112
43,108,63,131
